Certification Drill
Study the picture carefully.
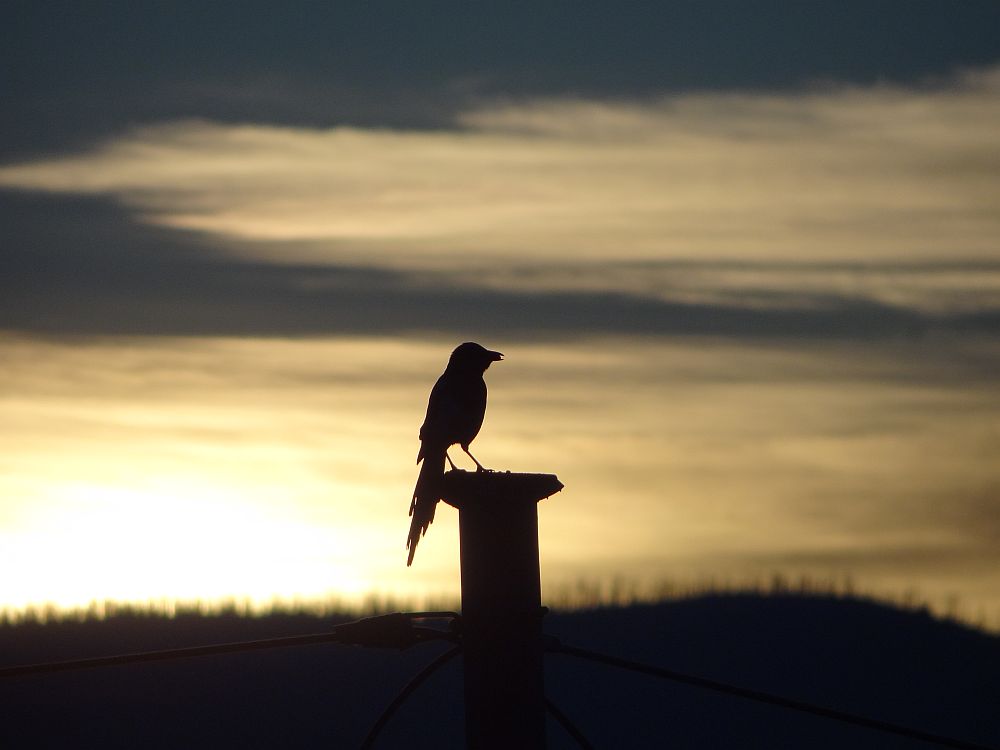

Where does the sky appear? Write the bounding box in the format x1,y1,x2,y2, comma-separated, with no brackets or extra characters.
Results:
2,2,1000,627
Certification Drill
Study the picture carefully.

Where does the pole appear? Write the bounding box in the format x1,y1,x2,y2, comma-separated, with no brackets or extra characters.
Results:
441,470,563,750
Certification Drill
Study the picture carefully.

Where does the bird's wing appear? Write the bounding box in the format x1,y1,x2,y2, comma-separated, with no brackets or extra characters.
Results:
459,378,487,447
418,373,467,450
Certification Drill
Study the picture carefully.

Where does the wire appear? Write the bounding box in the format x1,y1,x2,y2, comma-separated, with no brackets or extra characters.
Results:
0,612,458,680
0,631,341,678
550,643,998,750
545,696,596,750
360,646,461,750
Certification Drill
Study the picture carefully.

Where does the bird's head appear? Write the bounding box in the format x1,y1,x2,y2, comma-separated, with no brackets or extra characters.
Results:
450,342,504,373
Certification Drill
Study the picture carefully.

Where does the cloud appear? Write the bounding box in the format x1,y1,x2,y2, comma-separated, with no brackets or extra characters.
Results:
2,191,999,340
446,259,1000,317
5,1,1000,163
2,68,999,272
2,70,999,340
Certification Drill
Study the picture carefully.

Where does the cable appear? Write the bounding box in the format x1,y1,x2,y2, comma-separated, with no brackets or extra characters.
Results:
545,696,596,750
0,631,340,678
550,643,998,750
0,612,458,680
359,646,461,750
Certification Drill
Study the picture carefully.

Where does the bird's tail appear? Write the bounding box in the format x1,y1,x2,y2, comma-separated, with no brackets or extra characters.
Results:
407,446,446,566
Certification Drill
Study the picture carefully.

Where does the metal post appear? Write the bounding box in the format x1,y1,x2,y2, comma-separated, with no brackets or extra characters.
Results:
441,470,563,750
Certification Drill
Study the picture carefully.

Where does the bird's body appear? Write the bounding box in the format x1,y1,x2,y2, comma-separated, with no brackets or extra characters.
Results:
407,342,503,566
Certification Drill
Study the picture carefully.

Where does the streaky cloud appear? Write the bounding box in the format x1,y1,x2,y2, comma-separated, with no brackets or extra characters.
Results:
1,68,999,266
2,193,998,341
5,1,1000,161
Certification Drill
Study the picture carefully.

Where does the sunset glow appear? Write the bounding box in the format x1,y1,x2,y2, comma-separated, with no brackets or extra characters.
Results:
2,333,998,626
3,10,999,633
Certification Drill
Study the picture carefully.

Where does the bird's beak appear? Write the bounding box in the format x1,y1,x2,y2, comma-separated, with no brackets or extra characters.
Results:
489,350,504,361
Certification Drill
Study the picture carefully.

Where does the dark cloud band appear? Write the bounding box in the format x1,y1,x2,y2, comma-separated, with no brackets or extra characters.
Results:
4,1,1000,160
3,192,997,340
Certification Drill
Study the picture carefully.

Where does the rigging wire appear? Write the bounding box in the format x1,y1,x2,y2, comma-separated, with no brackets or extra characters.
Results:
0,631,349,679
545,696,596,750
359,646,461,750
549,642,998,750
0,612,458,680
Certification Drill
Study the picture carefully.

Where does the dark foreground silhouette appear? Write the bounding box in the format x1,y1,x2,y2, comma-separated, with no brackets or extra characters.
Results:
407,342,503,566
2,593,998,749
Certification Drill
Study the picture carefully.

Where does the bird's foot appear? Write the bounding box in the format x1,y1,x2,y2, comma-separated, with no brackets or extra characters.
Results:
462,446,489,472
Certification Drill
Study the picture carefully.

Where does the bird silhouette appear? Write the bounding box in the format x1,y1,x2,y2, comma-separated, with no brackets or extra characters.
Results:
406,342,504,566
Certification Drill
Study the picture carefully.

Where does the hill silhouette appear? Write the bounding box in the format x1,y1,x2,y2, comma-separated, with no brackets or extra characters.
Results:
1,593,997,749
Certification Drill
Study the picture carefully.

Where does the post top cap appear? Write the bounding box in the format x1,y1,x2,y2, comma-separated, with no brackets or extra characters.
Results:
440,470,563,510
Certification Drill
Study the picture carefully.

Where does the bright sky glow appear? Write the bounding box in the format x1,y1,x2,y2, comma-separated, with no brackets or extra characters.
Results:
2,334,998,626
